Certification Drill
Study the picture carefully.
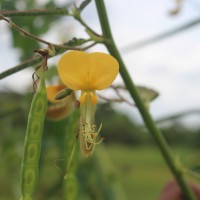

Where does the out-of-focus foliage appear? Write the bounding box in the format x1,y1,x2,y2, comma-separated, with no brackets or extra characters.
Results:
96,102,145,145
96,102,200,148
0,91,132,199
162,123,200,147
0,91,200,199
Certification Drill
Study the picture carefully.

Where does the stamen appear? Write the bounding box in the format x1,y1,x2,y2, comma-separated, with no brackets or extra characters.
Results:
79,90,101,156
81,123,103,145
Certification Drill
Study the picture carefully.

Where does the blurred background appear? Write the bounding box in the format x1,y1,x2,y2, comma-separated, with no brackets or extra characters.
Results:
1,0,200,199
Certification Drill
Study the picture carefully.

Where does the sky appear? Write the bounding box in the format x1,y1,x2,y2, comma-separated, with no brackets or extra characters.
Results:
1,0,200,125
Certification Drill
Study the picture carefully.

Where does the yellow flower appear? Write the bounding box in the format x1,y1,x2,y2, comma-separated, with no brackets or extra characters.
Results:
47,85,66,103
46,84,75,120
58,50,119,156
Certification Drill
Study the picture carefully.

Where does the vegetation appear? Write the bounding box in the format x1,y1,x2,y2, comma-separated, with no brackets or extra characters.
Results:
1,0,200,199
0,91,200,199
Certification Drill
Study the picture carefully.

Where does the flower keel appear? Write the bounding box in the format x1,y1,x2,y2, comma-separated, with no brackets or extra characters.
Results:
79,91,102,157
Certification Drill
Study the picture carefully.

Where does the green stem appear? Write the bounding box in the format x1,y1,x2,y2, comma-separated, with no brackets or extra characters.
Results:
75,14,100,38
0,14,81,50
0,8,69,17
71,7,101,41
0,56,41,80
94,0,196,200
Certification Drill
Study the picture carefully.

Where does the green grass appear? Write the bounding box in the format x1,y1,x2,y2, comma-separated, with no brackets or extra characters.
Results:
105,144,199,200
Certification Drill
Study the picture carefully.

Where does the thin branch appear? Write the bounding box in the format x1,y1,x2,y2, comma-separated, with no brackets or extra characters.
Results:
70,6,103,41
0,42,97,80
156,109,200,124
0,8,69,17
111,85,134,106
75,14,101,38
0,8,102,44
98,93,134,106
121,17,200,54
97,84,134,106
0,56,41,80
0,14,81,50
0,5,101,41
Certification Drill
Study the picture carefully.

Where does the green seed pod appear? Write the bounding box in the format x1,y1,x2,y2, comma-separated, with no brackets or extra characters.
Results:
20,68,47,200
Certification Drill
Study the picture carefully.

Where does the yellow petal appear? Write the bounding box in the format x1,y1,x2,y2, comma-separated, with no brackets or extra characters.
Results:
46,85,66,103
58,51,90,90
46,86,75,120
58,51,119,91
89,52,119,90
46,103,71,121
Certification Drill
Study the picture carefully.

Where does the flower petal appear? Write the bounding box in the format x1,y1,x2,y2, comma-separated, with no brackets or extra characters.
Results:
46,102,72,121
89,52,119,90
58,51,90,90
46,85,75,120
58,51,119,91
46,85,66,103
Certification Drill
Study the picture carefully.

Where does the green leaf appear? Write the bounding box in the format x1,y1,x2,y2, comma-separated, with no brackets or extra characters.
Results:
65,37,89,46
136,86,159,103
